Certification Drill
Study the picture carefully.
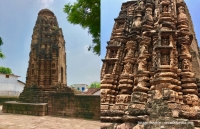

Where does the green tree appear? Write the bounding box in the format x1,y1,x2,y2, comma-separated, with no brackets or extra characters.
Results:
63,0,100,55
0,67,12,74
89,81,100,88
0,37,5,59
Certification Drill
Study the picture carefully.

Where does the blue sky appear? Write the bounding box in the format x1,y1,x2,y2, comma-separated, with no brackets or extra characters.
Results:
0,0,100,86
101,0,200,65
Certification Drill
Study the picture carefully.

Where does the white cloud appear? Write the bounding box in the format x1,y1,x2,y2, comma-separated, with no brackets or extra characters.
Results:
38,0,53,8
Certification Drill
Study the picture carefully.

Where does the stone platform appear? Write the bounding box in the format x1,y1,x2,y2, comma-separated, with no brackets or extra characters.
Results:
0,105,100,129
2,101,47,116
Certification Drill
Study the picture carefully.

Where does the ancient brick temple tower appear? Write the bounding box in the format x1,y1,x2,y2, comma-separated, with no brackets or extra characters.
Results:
101,0,200,128
19,9,68,103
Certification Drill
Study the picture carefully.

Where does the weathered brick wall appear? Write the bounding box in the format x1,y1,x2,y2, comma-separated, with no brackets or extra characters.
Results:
3,102,48,116
0,97,18,105
48,93,100,120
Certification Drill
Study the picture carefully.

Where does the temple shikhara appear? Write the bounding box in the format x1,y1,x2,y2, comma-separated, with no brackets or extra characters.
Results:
101,0,200,128
2,9,100,119
18,9,68,103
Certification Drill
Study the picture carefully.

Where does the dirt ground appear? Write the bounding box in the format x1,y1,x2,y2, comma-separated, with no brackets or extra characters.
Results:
0,106,100,129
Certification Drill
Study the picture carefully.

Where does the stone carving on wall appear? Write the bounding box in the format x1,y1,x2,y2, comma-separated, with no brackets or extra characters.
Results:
123,62,132,74
138,58,147,71
161,55,170,65
182,59,190,70
132,15,142,29
100,0,200,128
161,38,169,46
111,50,117,58
181,44,189,55
126,48,134,58
108,64,113,74
127,5,134,16
138,0,144,10
178,6,187,21
139,44,148,57
112,62,118,74
101,89,110,103
163,5,168,12
144,7,153,22
154,6,160,18
116,95,129,103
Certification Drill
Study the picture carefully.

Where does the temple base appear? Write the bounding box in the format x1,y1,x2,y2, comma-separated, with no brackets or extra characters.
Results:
2,101,48,116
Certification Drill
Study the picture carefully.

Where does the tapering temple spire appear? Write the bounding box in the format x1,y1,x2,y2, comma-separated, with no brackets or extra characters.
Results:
19,9,67,103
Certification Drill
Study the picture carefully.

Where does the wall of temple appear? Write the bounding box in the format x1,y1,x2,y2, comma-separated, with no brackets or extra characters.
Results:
48,93,100,120
100,0,200,128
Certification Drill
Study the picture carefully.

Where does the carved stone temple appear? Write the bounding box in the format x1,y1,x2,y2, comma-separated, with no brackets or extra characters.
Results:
2,9,100,119
101,0,200,128
18,9,68,103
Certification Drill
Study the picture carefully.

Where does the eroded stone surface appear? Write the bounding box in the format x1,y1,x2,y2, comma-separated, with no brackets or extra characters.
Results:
18,8,68,103
101,0,200,128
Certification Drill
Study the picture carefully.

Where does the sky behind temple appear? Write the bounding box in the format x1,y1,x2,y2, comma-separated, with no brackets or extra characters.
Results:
101,0,200,65
0,0,100,86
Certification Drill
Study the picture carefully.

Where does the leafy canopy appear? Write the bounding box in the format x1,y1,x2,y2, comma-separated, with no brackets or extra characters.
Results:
89,81,100,88
0,37,5,59
0,67,12,74
63,0,100,55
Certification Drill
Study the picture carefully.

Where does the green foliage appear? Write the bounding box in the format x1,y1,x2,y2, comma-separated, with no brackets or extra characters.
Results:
63,0,100,56
0,37,3,46
0,67,12,74
89,81,100,88
0,37,5,59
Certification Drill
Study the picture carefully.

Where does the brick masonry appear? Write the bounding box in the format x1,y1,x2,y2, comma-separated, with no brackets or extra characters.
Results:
2,101,48,116
48,93,100,120
2,93,100,120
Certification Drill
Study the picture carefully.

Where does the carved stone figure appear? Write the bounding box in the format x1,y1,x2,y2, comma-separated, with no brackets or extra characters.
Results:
182,59,190,70
132,16,142,29
101,89,108,103
169,36,173,46
163,6,168,12
123,62,132,74
138,58,147,71
162,38,169,46
127,5,134,16
126,49,134,58
139,44,148,57
144,8,153,22
178,6,188,21
156,52,161,67
154,6,160,18
138,0,144,10
112,63,118,74
108,65,113,74
181,44,189,55
161,55,170,65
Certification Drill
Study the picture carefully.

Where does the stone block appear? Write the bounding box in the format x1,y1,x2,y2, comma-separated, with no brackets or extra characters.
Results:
23,111,27,115
38,111,45,116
